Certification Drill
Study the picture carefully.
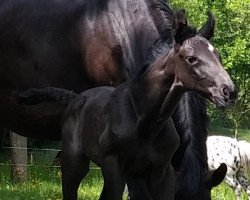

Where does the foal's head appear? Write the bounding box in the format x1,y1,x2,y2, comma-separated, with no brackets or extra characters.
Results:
172,13,237,108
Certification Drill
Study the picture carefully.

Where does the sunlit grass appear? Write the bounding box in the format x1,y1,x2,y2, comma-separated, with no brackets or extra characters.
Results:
0,165,103,200
0,150,103,200
0,150,129,199
212,182,248,200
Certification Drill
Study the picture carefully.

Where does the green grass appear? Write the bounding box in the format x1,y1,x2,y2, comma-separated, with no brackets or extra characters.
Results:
212,183,248,200
0,151,125,200
0,165,103,200
0,128,249,199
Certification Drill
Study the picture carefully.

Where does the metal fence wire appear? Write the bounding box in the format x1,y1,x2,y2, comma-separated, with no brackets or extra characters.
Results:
0,146,100,170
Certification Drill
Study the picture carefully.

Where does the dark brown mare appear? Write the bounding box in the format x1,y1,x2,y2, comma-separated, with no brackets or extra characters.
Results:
17,28,236,199
0,0,234,199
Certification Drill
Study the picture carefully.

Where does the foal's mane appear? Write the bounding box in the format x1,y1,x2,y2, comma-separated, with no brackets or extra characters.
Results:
133,10,197,81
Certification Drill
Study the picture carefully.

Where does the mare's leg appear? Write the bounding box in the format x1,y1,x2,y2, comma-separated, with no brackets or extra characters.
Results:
99,155,125,200
225,175,243,200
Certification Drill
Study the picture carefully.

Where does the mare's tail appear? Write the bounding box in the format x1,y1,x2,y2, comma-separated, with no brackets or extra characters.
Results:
16,87,77,106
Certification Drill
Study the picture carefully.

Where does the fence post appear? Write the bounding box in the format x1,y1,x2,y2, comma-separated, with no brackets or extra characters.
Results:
10,131,28,183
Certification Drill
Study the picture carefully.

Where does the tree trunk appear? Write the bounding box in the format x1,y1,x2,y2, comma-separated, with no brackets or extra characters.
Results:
10,131,28,183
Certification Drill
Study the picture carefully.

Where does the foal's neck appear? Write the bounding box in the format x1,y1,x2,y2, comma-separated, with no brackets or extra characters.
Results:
130,48,185,123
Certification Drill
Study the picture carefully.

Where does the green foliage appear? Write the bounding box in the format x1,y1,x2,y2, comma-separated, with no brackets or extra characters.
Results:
171,0,250,131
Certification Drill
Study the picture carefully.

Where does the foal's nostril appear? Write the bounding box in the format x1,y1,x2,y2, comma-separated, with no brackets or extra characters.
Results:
222,85,230,98
221,85,237,105
229,90,237,100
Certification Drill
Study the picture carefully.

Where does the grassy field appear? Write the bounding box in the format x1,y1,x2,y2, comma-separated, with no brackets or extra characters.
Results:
0,128,249,200
0,151,104,200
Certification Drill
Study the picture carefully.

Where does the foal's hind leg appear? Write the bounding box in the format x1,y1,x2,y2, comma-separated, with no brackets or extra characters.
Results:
99,155,126,200
61,149,90,200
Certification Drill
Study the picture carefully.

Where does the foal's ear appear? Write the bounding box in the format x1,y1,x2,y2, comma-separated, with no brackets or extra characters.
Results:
174,9,187,31
197,12,215,40
205,163,227,189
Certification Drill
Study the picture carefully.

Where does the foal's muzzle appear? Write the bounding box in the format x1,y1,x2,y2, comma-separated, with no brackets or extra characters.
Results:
214,84,237,108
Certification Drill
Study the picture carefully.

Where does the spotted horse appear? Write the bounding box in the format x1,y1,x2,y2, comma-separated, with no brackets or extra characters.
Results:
207,135,250,200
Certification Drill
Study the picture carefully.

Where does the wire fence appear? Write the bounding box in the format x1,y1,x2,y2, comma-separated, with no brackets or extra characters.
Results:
3,146,61,152
0,146,61,168
0,146,100,170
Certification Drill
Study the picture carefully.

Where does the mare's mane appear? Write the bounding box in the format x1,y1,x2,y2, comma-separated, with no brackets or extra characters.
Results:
146,0,174,40
172,92,208,198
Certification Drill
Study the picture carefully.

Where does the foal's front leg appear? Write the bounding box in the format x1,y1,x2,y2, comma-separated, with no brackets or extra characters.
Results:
149,165,175,200
127,177,153,200
100,155,126,200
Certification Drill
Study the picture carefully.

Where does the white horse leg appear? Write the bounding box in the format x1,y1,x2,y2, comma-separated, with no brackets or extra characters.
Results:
225,175,243,200
236,174,250,200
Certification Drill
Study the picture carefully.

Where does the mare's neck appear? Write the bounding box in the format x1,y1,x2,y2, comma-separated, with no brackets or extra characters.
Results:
129,48,185,123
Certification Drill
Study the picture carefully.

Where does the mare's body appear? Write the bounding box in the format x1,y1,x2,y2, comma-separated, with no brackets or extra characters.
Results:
0,0,172,139
0,0,231,199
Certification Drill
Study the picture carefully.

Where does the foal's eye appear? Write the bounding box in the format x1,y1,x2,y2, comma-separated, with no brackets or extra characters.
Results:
185,56,198,65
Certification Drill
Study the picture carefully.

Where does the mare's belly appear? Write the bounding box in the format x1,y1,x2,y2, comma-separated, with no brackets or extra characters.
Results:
0,93,64,140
